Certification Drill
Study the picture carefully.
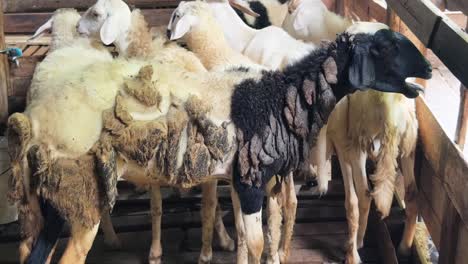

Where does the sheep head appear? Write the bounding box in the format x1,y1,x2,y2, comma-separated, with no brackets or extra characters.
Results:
77,0,132,46
345,29,432,98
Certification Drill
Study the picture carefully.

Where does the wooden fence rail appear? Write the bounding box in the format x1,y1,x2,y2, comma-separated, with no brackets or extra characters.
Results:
379,0,468,263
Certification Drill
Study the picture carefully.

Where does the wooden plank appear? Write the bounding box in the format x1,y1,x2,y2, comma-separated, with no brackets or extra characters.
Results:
416,151,468,263
9,56,41,78
386,0,442,46
446,0,468,15
9,77,30,97
368,0,386,23
431,16,468,88
455,88,467,149
387,0,468,88
34,45,49,56
5,35,51,46
353,0,369,21
4,8,174,34
0,0,9,126
335,0,351,17
438,200,461,264
455,14,467,149
416,97,468,230
2,0,181,12
21,45,40,56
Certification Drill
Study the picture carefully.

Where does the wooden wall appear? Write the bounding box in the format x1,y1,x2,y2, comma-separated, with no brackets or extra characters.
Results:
2,0,181,34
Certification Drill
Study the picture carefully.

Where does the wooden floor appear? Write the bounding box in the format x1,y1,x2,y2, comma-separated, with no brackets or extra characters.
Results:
0,179,413,264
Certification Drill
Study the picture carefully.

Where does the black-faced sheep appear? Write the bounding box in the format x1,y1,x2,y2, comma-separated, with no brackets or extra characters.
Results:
282,3,427,261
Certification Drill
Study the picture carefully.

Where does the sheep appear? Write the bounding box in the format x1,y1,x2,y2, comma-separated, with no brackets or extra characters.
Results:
320,23,426,264
167,1,263,71
165,13,432,262
167,2,293,263
76,1,236,262
234,0,289,29
9,13,430,263
77,0,206,73
282,0,352,44
205,0,316,70
13,12,114,263
282,4,424,261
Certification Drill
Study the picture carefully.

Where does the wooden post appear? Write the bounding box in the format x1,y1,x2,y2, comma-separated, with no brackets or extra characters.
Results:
454,22,468,150
386,6,428,88
0,0,10,128
335,0,351,17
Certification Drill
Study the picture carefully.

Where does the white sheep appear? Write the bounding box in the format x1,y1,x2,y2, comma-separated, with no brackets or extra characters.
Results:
205,0,316,70
76,1,238,263
167,1,263,71
282,0,352,44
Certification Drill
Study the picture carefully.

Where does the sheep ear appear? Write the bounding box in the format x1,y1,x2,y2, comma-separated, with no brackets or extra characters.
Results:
348,45,375,89
229,0,259,17
30,17,53,41
100,15,120,45
170,15,196,40
292,7,306,31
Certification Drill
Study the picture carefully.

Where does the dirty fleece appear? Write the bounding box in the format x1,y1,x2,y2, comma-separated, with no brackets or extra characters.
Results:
9,65,231,231
102,65,231,188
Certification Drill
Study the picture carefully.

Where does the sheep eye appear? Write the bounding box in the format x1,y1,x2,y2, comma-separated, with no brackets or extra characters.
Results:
92,12,100,18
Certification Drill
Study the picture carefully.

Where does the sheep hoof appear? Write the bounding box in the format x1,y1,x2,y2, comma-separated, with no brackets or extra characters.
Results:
345,250,361,264
198,252,212,264
104,237,122,250
397,243,411,257
148,255,162,264
266,252,280,264
219,237,235,252
278,249,288,263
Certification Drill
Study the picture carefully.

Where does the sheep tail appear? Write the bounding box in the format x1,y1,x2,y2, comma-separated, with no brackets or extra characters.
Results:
94,134,119,212
6,113,32,203
369,129,400,218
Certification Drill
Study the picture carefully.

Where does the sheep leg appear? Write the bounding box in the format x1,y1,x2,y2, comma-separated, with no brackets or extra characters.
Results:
214,204,235,251
266,194,282,264
337,149,361,264
58,222,99,264
351,150,370,249
19,192,45,263
199,181,218,264
397,152,418,256
100,210,121,250
311,126,329,195
230,186,248,264
243,210,263,264
279,173,297,263
149,184,163,264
